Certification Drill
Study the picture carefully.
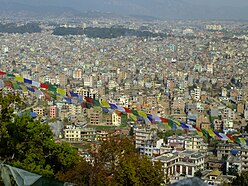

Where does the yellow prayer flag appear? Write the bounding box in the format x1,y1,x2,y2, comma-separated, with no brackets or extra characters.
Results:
208,129,216,137
138,111,147,118
57,88,66,96
239,138,246,145
100,100,110,108
173,120,181,126
15,76,24,82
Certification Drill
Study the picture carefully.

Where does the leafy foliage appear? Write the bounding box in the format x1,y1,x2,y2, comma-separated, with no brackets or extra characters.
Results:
0,93,78,177
53,26,167,38
232,171,248,186
228,164,239,176
0,23,41,34
194,170,203,178
57,136,164,186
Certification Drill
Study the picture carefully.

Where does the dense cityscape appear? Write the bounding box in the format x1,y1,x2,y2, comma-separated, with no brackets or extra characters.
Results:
0,11,248,186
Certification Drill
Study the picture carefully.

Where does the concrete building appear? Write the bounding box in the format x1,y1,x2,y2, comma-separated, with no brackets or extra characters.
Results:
167,136,185,151
135,129,157,149
33,107,44,117
139,139,164,157
49,105,57,118
153,150,205,180
64,125,96,141
112,112,122,126
184,135,208,153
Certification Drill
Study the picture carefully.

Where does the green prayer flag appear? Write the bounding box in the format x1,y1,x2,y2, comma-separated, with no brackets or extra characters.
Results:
7,73,15,77
202,129,208,137
168,119,174,128
11,81,19,89
48,85,57,92
233,136,241,144
93,99,101,107
131,109,139,116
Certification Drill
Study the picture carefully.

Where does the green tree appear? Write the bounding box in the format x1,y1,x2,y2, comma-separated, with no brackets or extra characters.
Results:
232,171,248,186
228,164,239,176
0,94,78,177
58,136,164,186
195,170,203,178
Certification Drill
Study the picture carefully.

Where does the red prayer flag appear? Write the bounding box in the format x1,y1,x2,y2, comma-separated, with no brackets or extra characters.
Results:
0,71,6,75
85,96,94,104
40,83,49,89
193,126,202,132
226,134,235,141
124,107,132,113
115,110,122,117
160,117,168,123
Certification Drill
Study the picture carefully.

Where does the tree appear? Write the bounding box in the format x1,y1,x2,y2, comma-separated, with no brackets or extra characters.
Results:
57,136,164,186
228,164,239,176
0,94,78,177
195,170,203,178
232,171,248,186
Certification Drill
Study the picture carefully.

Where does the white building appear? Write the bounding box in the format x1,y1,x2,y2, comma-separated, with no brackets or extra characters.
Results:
184,135,208,153
64,125,96,141
153,151,205,181
112,112,122,126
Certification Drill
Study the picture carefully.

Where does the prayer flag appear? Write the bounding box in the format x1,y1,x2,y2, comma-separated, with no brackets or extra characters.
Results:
154,116,162,123
124,107,132,113
138,111,147,118
208,129,216,137
48,85,57,92
24,78,32,84
57,88,66,96
32,81,40,88
110,103,118,109
40,83,49,89
131,109,139,116
15,76,24,82
100,100,110,108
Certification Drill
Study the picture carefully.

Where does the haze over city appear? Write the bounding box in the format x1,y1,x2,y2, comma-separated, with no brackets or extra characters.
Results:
1,0,248,20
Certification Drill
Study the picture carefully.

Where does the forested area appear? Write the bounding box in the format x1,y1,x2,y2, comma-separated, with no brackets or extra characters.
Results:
0,23,41,34
53,26,167,38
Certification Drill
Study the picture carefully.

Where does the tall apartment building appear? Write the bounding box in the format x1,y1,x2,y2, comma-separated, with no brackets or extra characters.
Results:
184,135,208,153
49,105,57,118
135,129,157,149
112,112,122,126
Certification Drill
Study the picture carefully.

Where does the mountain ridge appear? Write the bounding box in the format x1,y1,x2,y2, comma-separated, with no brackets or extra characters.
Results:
0,0,248,20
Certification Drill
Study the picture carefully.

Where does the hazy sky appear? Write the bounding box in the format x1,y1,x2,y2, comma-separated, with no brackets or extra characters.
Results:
2,0,248,20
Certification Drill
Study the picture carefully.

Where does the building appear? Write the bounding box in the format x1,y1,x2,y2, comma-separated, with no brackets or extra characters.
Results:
135,129,157,149
139,139,164,157
167,136,185,151
240,148,248,172
73,68,82,80
49,105,57,118
153,150,205,180
64,125,96,141
184,135,208,153
214,119,223,131
33,107,44,117
112,112,122,126
216,143,240,159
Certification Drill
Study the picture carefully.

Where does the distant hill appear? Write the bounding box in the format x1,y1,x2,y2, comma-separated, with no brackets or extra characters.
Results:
0,0,248,20
0,1,81,17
